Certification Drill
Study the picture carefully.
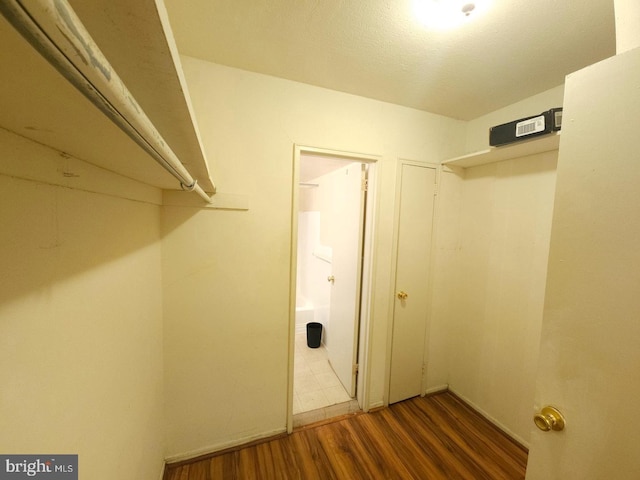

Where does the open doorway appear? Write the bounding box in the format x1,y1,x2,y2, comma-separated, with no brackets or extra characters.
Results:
289,146,377,429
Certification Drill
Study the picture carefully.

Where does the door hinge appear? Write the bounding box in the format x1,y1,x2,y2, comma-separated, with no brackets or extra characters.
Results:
361,178,368,192
353,364,359,375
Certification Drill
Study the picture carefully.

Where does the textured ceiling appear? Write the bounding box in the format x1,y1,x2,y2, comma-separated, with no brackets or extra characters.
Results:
163,0,616,120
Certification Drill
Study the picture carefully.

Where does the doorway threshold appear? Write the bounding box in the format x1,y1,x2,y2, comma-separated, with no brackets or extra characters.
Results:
292,399,361,429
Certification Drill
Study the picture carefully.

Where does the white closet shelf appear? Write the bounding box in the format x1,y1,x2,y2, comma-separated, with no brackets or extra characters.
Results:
443,131,561,169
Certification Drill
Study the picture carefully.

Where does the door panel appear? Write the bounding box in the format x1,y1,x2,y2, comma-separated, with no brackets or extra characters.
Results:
389,164,436,404
526,48,640,479
326,163,364,397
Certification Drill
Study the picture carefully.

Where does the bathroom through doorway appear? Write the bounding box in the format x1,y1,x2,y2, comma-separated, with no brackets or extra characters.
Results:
289,146,377,428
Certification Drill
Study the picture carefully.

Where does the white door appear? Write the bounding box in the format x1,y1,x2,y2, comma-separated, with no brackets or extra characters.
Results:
389,163,436,404
525,49,640,479
326,163,365,397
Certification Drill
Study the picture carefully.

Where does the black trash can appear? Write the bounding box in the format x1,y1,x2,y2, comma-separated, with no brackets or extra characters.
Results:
306,322,322,348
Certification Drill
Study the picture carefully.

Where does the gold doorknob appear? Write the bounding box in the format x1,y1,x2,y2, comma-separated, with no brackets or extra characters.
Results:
397,291,408,300
327,275,335,284
533,406,566,432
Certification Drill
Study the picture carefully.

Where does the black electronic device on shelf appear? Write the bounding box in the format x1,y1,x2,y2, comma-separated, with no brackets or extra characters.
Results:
489,108,562,147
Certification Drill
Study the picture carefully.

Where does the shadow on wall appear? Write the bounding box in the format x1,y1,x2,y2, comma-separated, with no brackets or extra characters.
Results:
0,168,166,476
0,174,162,310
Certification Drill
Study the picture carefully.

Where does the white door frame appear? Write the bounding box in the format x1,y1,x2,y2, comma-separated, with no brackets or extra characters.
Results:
288,144,380,433
384,159,441,405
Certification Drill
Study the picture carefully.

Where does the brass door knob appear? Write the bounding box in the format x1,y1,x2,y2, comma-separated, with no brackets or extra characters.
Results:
397,291,408,300
534,406,566,432
327,275,335,284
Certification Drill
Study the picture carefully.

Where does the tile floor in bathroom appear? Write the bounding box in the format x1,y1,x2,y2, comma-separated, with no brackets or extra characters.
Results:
293,330,359,426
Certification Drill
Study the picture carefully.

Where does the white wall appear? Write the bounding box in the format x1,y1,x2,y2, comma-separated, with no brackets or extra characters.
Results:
296,210,331,330
161,56,466,459
0,129,166,480
296,209,323,306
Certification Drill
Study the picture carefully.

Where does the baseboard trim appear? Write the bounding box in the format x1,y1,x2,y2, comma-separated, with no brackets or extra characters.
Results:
165,428,288,466
424,384,449,396
163,388,528,471
447,388,529,451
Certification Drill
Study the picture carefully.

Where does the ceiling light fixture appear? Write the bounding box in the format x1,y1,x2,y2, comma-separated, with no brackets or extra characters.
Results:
414,0,490,30
461,3,476,16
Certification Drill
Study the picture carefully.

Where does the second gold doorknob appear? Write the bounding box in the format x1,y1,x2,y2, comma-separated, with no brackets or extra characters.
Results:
397,291,408,300
533,406,565,432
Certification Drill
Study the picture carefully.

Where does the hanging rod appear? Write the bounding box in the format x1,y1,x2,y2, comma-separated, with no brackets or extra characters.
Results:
0,0,215,203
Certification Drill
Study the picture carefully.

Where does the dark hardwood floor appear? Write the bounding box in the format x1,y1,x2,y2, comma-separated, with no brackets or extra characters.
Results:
165,392,528,479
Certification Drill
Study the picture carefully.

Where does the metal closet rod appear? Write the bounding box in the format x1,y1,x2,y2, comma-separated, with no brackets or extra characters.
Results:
0,0,215,203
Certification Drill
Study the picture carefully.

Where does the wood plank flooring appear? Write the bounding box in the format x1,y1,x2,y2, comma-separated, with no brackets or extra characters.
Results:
164,392,528,480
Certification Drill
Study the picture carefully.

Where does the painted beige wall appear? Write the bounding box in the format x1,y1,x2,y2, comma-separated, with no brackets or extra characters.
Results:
161,56,466,459
614,0,640,54
447,153,557,445
427,88,563,445
425,168,464,392
0,129,166,479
